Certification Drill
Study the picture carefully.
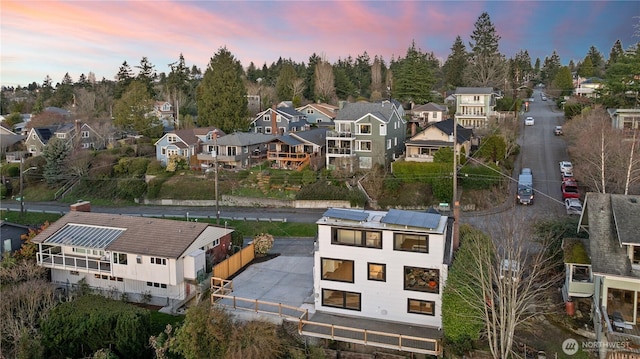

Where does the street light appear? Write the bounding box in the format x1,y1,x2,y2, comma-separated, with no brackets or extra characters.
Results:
19,157,37,215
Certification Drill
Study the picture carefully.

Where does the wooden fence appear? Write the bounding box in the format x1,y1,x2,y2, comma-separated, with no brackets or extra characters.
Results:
212,242,255,280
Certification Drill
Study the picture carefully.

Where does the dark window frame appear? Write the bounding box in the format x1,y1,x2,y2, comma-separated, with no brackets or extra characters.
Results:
321,288,361,311
404,266,440,293
393,233,429,253
407,298,435,316
321,257,355,283
367,262,386,281
331,227,382,249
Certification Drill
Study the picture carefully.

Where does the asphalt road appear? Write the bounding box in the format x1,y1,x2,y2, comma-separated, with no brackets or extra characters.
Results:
461,89,570,244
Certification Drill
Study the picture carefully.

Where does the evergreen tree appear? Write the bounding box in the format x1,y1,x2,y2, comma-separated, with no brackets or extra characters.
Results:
43,136,70,186
602,43,640,108
541,51,562,85
76,73,89,88
586,45,604,77
442,35,468,88
354,52,372,99
466,12,506,87
136,56,157,97
553,66,574,96
391,41,434,103
577,56,594,78
276,62,296,101
114,61,134,99
533,58,541,78
607,39,624,67
196,47,249,132
50,73,74,108
246,62,259,82
568,60,576,73
304,53,321,101
167,53,191,129
113,80,161,137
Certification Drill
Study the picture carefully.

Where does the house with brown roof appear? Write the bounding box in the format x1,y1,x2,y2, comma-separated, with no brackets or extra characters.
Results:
409,102,449,133
154,126,223,167
32,202,233,311
296,103,338,127
404,119,474,163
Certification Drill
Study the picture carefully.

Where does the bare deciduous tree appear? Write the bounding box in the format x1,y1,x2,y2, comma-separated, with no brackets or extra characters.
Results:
565,107,640,194
446,215,562,359
314,60,335,103
290,78,306,100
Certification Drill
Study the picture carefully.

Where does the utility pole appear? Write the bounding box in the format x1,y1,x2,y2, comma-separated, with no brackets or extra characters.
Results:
19,157,24,215
452,114,460,251
214,130,220,224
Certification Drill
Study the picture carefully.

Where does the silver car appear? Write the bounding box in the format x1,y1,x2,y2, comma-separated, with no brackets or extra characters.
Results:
565,198,583,215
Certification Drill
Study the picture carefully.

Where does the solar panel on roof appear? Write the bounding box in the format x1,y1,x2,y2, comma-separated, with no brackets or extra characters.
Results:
381,209,441,229
323,208,369,221
45,224,124,249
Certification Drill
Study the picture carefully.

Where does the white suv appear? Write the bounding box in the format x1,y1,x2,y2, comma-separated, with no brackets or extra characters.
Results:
560,161,573,174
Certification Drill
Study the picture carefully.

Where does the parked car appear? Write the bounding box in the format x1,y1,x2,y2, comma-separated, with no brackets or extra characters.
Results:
561,180,580,199
559,161,573,174
565,198,583,215
521,168,532,176
525,117,535,126
554,126,563,135
542,96,547,101
562,169,575,179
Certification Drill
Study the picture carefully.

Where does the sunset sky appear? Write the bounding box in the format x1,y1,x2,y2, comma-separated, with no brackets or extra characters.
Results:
1,0,638,87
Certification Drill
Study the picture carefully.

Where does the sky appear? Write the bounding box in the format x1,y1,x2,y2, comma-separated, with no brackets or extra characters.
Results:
1,0,638,87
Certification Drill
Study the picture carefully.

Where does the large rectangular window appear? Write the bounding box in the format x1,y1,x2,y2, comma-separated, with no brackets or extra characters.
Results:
321,258,354,283
632,246,640,265
404,266,440,293
322,289,361,311
332,228,382,248
394,233,429,253
408,299,435,316
356,141,371,151
358,124,371,134
368,263,386,281
112,252,127,265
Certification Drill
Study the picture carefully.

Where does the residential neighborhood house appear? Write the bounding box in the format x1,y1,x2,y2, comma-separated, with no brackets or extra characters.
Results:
250,105,309,135
326,100,406,172
608,108,640,138
454,87,496,129
266,128,327,171
198,132,273,170
1,220,31,259
296,103,339,127
574,77,604,99
409,102,449,135
404,119,474,163
566,193,640,358
154,126,222,167
305,207,453,355
32,201,234,311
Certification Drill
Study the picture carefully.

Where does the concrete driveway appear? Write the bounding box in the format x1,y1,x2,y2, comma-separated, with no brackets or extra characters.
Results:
221,237,315,316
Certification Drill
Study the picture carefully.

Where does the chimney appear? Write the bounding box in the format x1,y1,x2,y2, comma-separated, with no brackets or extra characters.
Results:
270,104,277,135
70,201,91,212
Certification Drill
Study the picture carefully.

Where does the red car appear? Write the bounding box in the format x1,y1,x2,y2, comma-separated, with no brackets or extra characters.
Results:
561,180,580,199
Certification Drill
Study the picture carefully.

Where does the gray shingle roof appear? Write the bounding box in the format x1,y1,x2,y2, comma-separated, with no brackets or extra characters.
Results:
611,194,640,245
432,119,473,144
291,128,327,146
335,101,398,123
214,132,273,146
455,87,494,95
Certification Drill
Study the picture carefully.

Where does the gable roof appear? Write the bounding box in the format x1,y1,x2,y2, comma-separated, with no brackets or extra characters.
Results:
580,193,635,276
432,119,473,143
610,194,640,246
213,132,273,146
296,103,338,118
455,87,493,95
335,101,399,123
156,126,222,146
290,128,327,146
31,211,231,259
412,102,447,112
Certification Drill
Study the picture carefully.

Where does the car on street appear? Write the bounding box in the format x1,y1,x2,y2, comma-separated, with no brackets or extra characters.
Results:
525,117,535,126
559,161,573,174
561,180,580,199
542,96,547,101
521,168,532,176
565,198,583,215
562,171,575,181
554,126,563,135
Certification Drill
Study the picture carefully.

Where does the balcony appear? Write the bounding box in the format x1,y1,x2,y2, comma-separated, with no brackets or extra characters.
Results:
38,252,111,273
326,147,355,156
327,131,355,139
564,263,594,298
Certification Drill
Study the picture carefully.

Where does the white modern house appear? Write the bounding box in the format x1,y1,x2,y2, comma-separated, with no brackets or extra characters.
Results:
312,208,453,337
32,202,233,311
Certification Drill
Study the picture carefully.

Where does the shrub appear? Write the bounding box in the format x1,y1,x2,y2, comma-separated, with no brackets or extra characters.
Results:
459,163,503,190
253,233,274,256
117,178,147,200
